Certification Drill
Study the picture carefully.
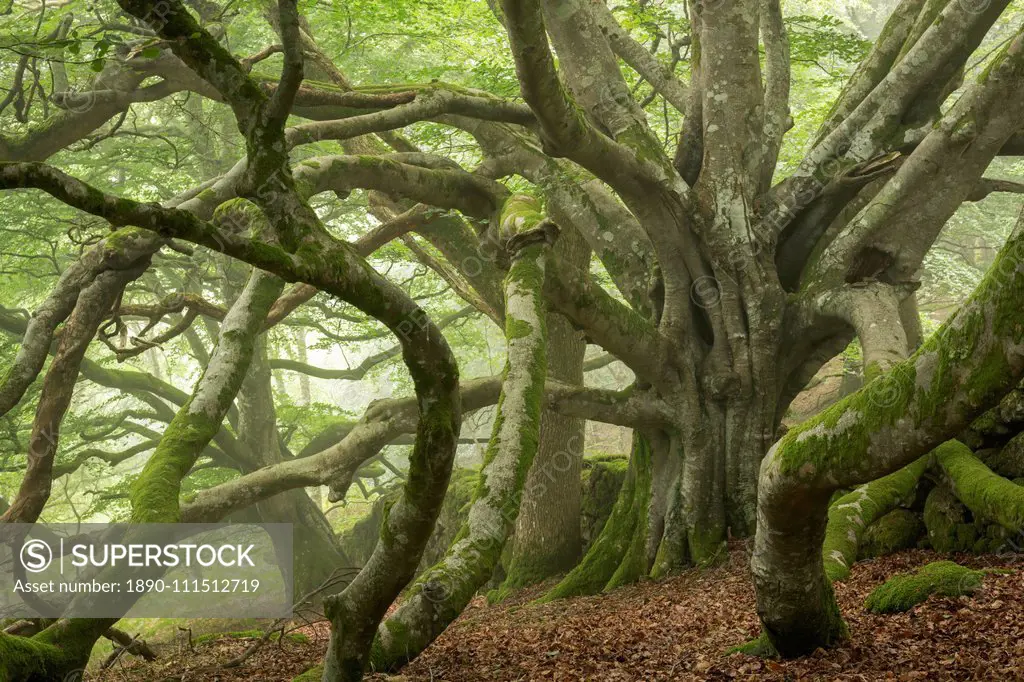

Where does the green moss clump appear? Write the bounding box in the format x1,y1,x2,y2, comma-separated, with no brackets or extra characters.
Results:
101,226,148,255
859,509,924,559
505,317,533,340
0,632,72,682
864,560,985,614
291,664,324,681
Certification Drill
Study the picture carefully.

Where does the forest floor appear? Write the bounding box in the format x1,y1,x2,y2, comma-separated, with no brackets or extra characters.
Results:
90,546,1024,681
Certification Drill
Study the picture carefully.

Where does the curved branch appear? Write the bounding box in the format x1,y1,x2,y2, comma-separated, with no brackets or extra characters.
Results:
1,261,149,523
0,229,157,419
287,86,536,146
812,26,1024,290
269,306,476,380
368,196,555,671
296,154,507,218
129,269,284,523
590,1,689,113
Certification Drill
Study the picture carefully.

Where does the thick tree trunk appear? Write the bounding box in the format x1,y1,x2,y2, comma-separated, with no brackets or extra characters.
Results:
238,338,351,599
500,311,584,589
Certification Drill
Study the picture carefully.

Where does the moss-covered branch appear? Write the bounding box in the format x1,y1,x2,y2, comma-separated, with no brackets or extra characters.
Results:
935,439,1024,532
2,260,150,524
822,455,929,582
0,228,157,420
130,268,283,523
364,195,555,674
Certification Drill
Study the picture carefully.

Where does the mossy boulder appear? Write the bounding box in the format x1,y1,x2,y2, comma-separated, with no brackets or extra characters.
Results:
859,509,924,559
338,467,478,570
581,454,629,550
923,484,978,553
980,436,1024,480
864,560,985,613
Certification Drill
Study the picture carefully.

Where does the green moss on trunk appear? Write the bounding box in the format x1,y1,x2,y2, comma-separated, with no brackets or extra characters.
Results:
539,434,652,601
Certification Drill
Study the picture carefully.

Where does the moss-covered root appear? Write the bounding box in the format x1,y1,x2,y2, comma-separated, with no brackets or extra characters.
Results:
726,632,779,659
0,616,116,682
0,632,68,682
539,432,652,602
822,455,930,581
864,560,985,614
935,439,1024,532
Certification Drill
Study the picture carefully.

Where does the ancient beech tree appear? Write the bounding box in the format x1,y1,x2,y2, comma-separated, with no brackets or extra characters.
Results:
1,0,1024,679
